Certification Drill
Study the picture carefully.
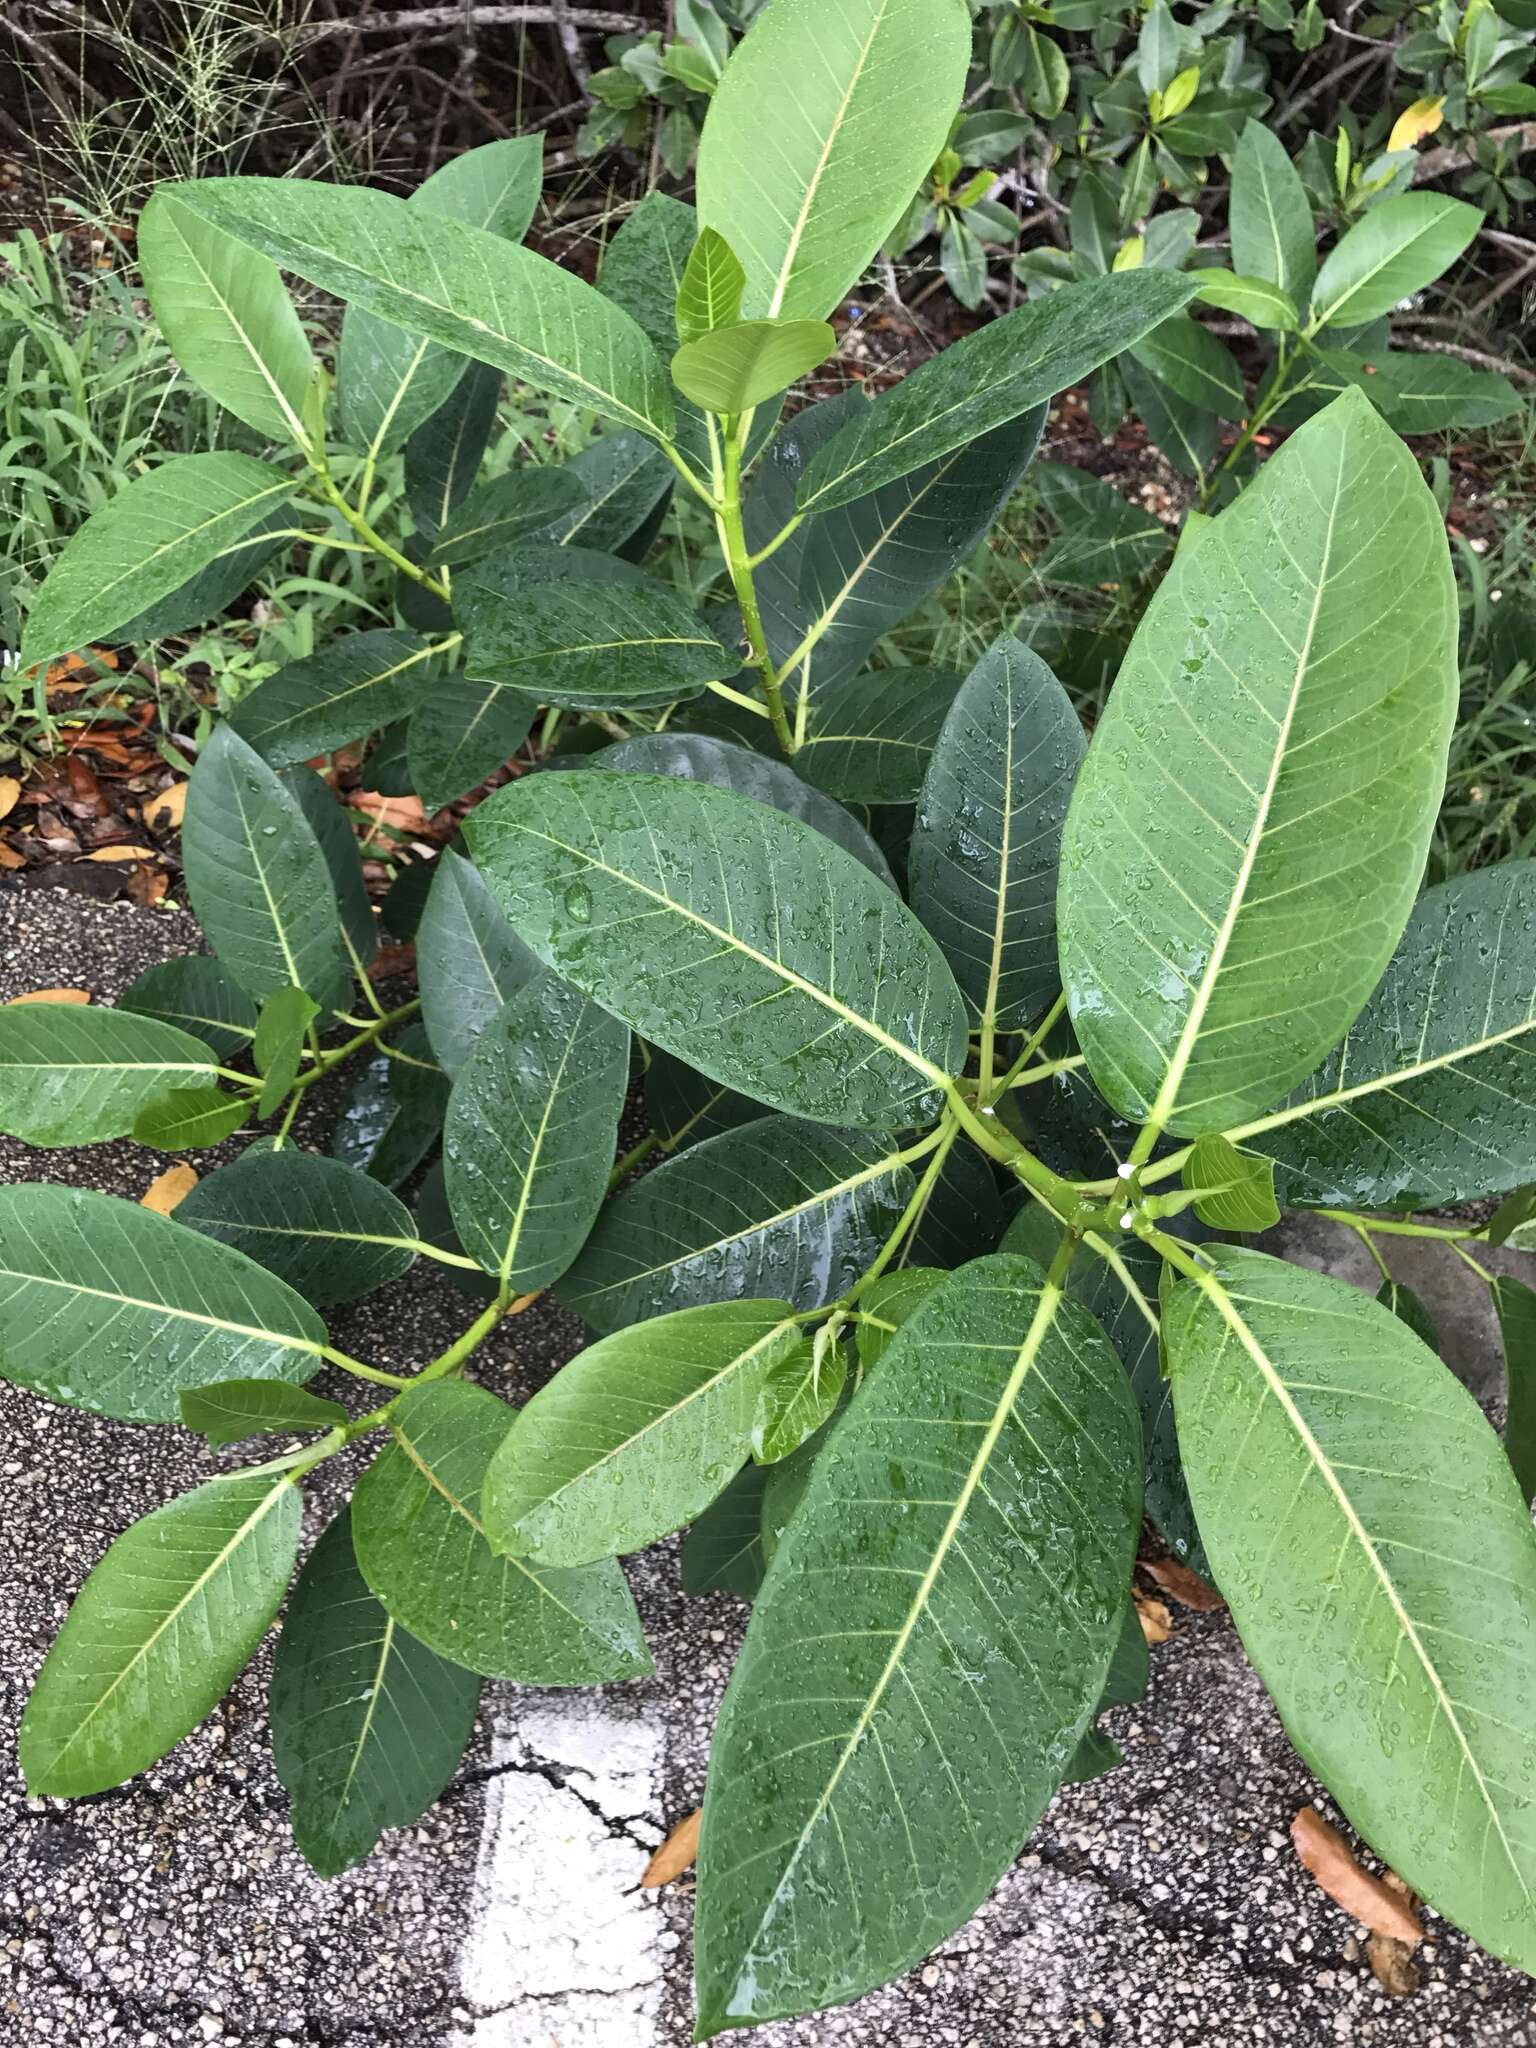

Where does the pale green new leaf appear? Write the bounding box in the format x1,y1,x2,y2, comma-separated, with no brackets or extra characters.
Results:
179,1378,348,1447
173,177,676,442
254,985,318,1116
138,189,315,443
1193,270,1298,330
1167,1248,1536,1979
350,1379,651,1683
482,1300,801,1567
444,971,629,1289
794,269,1199,514
1230,121,1316,307
176,1149,419,1306
1310,194,1481,332
752,1337,847,1463
672,318,836,414
0,1003,216,1145
1057,389,1456,1136
696,0,972,321
133,1086,250,1151
182,726,354,1013
20,1470,301,1797
557,1116,915,1334
466,771,968,1129
270,1509,480,1877
231,629,447,769
20,453,294,673
1237,861,1536,1207
416,848,537,1078
1181,1134,1280,1231
908,635,1085,1034
675,226,746,343
693,1255,1142,2033
0,1184,327,1422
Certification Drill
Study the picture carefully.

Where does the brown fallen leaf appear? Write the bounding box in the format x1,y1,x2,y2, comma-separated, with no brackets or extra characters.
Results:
0,776,19,822
7,988,92,1005
0,843,24,871
82,844,158,863
1133,1589,1173,1644
1368,1931,1421,1997
1143,1557,1225,1612
141,1164,198,1215
127,865,170,907
641,1809,702,1889
1290,1808,1422,1946
145,781,188,831
350,790,428,835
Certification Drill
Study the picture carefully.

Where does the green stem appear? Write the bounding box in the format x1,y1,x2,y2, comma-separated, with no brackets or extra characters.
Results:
1198,340,1295,510
1006,1052,1088,1089
716,420,795,756
659,437,722,511
305,456,451,600
608,1131,662,1190
842,1121,959,1306
318,1344,411,1390
983,993,1068,1106
288,999,423,1097
415,1290,527,1387
942,1078,1088,1219
1314,1207,1487,1244
745,514,803,569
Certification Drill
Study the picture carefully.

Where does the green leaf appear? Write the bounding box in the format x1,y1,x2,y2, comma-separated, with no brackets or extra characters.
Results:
444,971,629,1289
752,1336,847,1463
1137,0,1180,91
676,226,747,343
693,1254,1142,2033
855,1265,945,1371
1489,1187,1536,1247
270,1508,480,1877
1192,269,1299,330
1230,120,1317,307
1120,352,1219,479
939,217,987,310
428,468,586,568
330,1023,449,1188
795,668,964,804
176,1149,419,1306
557,1116,915,1334
351,1379,652,1682
461,576,730,709
681,1461,769,1598
404,361,501,542
1310,194,1482,331
138,189,315,444
588,732,895,884
1167,1247,1536,1979
0,1184,327,1421
644,1050,761,1154
0,1003,216,1145
541,430,674,552
1237,862,1536,1208
253,985,319,1117
1282,348,1520,435
1377,1277,1439,1352
695,0,972,321
1493,1275,1536,1508
283,764,377,979
1181,1134,1280,1231
337,136,544,459
467,770,968,1129
231,630,445,769
1128,313,1246,420
672,317,836,413
20,1469,301,1798
1057,389,1457,1137
1032,461,1172,589
118,957,258,1062
173,177,675,442
909,636,1084,1036
179,1379,348,1447
482,1301,800,1567
794,270,1199,515
133,1085,251,1151
182,726,354,1013
417,848,537,1078
114,504,291,647
407,674,538,815
20,453,294,673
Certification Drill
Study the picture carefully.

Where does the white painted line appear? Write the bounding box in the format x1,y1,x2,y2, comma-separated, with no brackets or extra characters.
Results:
454,1700,671,2047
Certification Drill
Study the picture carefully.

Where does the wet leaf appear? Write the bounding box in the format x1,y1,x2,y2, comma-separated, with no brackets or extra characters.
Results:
176,1150,419,1306
0,1003,216,1144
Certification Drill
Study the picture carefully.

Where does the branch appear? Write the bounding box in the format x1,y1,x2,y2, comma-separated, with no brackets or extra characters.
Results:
1395,334,1536,385
1414,120,1536,182
277,4,643,38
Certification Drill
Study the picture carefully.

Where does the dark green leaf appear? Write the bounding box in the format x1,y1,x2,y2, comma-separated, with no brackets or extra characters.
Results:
177,1149,418,1306
483,1301,800,1566
1128,314,1246,420
330,1023,449,1188
20,1470,300,1797
0,1003,216,1145
1034,462,1172,589
444,972,629,1289
0,1184,326,1422
282,764,378,979
1281,348,1520,435
351,1379,652,1682
909,636,1083,1035
644,1050,761,1153
681,1461,769,1598
557,1116,915,1334
405,361,501,543
461,576,729,709
1230,121,1316,307
1167,1248,1536,1980
183,726,353,1013
796,668,963,804
270,1509,480,1876
179,1378,348,1446
694,1254,1142,2032
1377,1277,1438,1352
538,430,673,552
118,956,258,1062
1493,1275,1536,1507
467,770,968,1129
1119,353,1219,479
231,631,445,768
417,848,537,1078
407,673,538,814
429,468,586,568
